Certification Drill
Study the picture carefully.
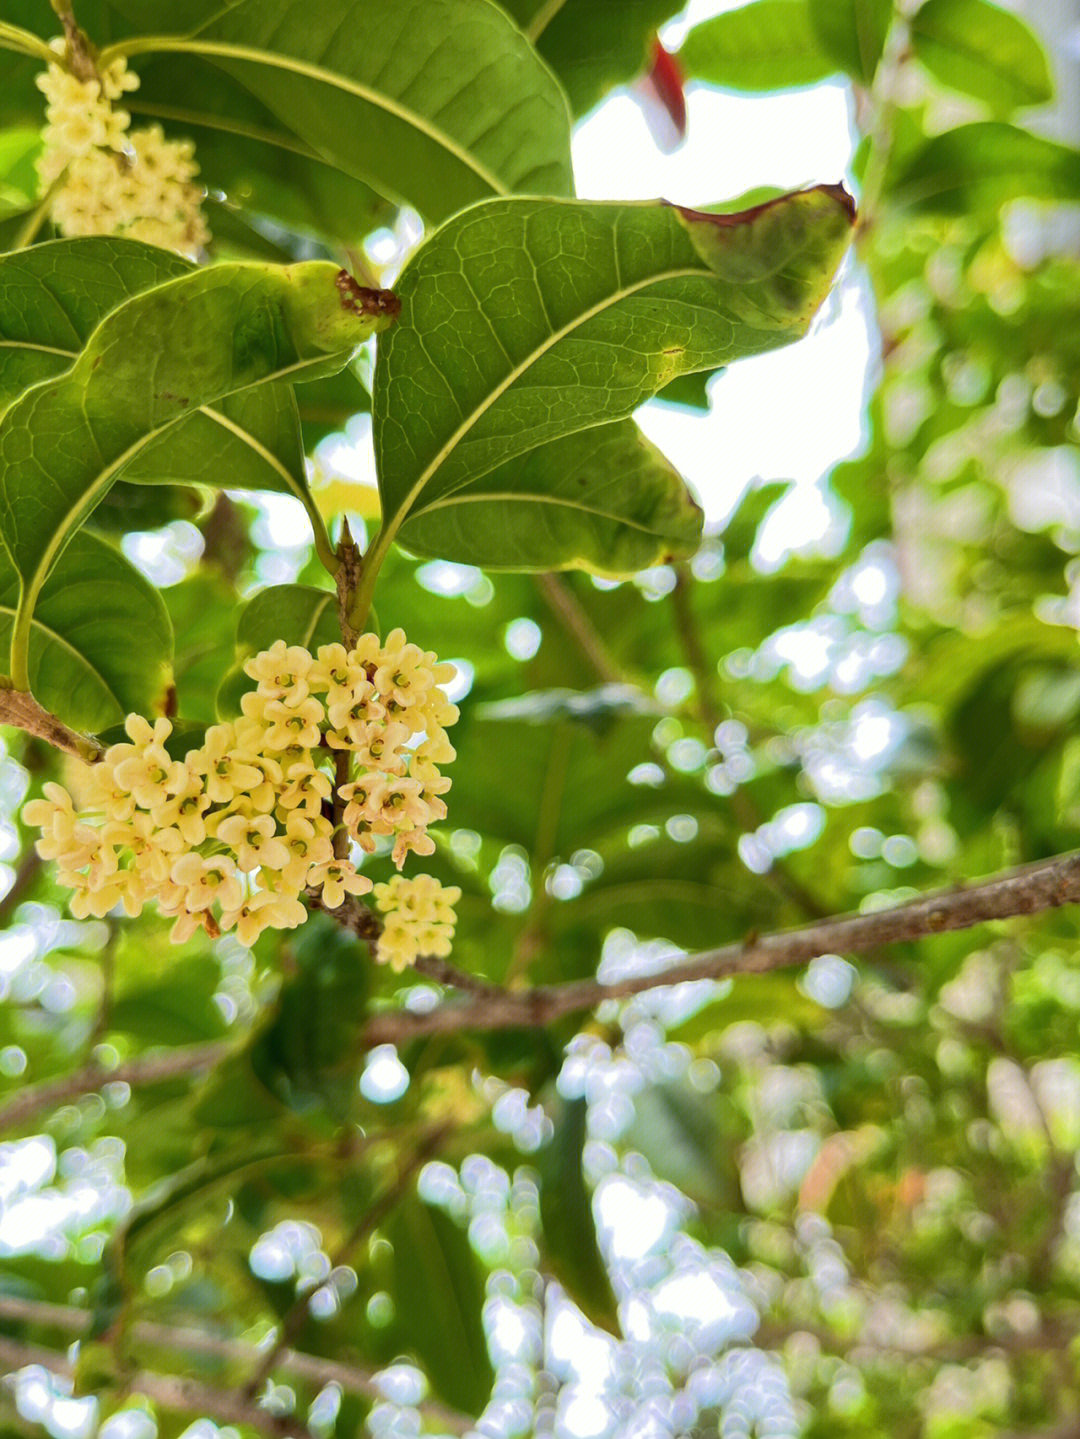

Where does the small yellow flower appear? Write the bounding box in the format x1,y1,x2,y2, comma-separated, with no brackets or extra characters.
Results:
309,858,373,909
216,812,290,873
170,853,244,913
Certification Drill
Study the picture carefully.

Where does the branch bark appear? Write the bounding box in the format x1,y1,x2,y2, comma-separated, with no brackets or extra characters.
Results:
0,1334,307,1439
357,849,1080,1044
0,689,103,762
0,1298,469,1434
9,852,1080,1120
0,1040,230,1133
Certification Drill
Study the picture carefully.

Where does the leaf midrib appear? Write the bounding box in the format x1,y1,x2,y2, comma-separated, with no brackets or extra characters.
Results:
0,597,122,710
15,350,335,680
0,336,294,501
101,37,507,198
411,488,682,537
380,263,706,537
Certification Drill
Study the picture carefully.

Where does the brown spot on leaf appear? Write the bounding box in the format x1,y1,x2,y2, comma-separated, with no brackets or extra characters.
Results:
335,270,401,320
163,683,178,718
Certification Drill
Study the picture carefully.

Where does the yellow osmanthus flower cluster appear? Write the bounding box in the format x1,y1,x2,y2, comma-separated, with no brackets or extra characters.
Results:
23,632,461,968
36,46,209,257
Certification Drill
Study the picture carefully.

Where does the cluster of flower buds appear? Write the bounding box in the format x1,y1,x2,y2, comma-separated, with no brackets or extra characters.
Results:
36,47,209,257
24,632,461,967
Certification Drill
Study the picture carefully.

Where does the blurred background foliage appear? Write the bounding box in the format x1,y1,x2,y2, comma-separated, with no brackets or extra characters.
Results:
2,1,1080,1437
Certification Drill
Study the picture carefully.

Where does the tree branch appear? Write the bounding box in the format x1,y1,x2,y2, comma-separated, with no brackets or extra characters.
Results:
0,1041,230,1133
358,849,1080,1044
0,1335,307,1439
669,565,827,919
533,572,624,684
0,1298,469,1434
242,1124,450,1398
0,689,103,762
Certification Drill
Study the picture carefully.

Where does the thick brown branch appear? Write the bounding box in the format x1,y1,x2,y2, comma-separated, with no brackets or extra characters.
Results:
359,850,1080,1044
0,1041,230,1133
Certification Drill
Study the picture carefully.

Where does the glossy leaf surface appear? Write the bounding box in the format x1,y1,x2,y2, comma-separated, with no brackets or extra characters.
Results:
0,258,384,686
371,186,854,581
107,0,574,224
0,529,172,730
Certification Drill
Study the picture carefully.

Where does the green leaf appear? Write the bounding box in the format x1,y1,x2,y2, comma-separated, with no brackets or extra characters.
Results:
0,238,334,555
502,0,684,116
909,0,1052,114
237,583,340,655
679,0,837,91
623,1081,740,1211
888,122,1080,212
397,419,703,574
109,955,227,1047
807,0,891,84
385,1194,495,1417
538,1095,620,1334
0,529,172,732
0,125,41,218
105,0,574,225
368,185,854,594
0,258,389,691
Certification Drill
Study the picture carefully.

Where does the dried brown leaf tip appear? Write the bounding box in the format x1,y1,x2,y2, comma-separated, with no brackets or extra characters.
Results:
335,270,402,319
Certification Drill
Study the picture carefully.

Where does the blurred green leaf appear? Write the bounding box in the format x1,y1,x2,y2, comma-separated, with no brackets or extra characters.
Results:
538,1095,620,1333
807,0,891,83
910,0,1052,114
680,0,836,91
385,1194,495,1416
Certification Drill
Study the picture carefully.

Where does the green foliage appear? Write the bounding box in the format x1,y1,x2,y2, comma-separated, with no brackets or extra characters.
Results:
909,0,1052,114
367,187,852,591
2,2,1079,1437
679,0,836,92
537,1095,620,1333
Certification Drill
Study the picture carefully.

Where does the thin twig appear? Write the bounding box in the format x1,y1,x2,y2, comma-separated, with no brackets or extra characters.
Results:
533,573,624,684
242,1125,451,1398
670,565,827,919
355,849,1080,1045
0,1298,469,1433
0,1040,230,1132
0,1335,307,1439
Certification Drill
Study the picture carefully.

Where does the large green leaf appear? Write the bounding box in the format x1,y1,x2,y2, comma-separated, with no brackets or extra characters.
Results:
0,529,172,731
679,0,837,91
909,0,1052,114
103,0,574,224
0,258,390,690
384,1194,495,1417
806,0,891,84
397,419,703,573
0,238,331,545
888,122,1080,213
538,1095,620,1333
501,0,684,116
368,186,854,595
